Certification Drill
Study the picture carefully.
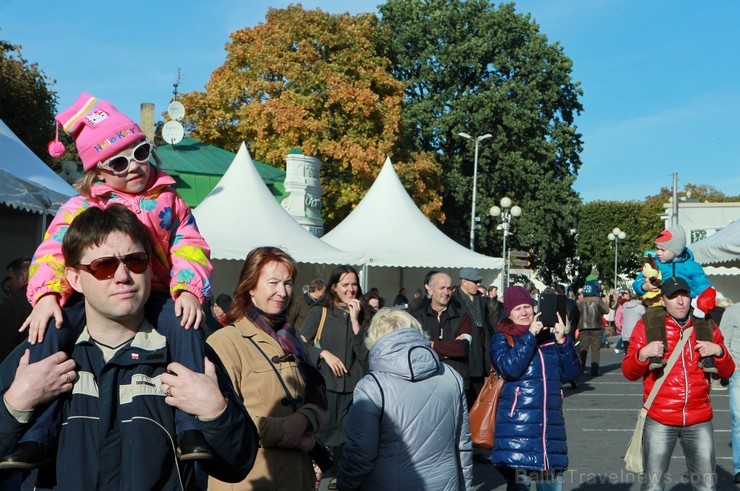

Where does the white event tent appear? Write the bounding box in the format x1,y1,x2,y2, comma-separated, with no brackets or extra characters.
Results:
0,119,75,261
322,158,504,293
192,143,365,295
692,218,740,302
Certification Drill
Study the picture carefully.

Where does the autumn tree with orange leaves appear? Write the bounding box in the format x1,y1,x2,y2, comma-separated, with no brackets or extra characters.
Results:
181,5,442,228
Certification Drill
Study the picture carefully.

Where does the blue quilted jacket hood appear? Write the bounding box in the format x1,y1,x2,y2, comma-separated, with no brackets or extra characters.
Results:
369,328,439,380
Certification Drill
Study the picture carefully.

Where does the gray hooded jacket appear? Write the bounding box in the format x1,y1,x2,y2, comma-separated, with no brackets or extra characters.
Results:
337,328,473,490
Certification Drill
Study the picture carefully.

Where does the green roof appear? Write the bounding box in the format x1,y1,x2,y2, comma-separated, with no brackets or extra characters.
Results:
155,137,287,207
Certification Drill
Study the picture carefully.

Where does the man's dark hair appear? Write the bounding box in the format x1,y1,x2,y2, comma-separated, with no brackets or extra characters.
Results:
308,279,325,293
554,284,566,295
6,257,31,277
424,270,440,286
215,293,232,312
62,204,153,267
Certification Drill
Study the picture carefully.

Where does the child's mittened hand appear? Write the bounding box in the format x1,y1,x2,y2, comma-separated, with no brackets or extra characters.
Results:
697,287,717,314
642,281,658,292
175,291,204,330
20,294,64,344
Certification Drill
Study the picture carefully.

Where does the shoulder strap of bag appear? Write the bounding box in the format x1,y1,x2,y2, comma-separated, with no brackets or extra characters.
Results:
315,307,328,345
644,326,694,410
504,333,513,347
245,335,298,411
489,333,515,375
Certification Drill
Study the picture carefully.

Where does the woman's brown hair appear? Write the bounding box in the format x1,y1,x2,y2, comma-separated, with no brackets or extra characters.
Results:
226,246,297,325
319,265,363,308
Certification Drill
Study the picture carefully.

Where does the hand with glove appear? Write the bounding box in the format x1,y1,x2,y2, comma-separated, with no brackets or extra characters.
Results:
696,287,717,314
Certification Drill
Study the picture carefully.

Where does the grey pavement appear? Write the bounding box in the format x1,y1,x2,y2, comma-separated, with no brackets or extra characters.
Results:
319,336,737,490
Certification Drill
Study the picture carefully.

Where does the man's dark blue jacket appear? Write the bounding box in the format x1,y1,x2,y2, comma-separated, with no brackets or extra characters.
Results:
0,322,258,490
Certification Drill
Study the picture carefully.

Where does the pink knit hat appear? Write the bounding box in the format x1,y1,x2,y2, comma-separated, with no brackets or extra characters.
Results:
51,92,146,171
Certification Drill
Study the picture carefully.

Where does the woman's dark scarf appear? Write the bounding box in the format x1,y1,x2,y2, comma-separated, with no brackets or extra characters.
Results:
496,319,531,337
246,305,328,410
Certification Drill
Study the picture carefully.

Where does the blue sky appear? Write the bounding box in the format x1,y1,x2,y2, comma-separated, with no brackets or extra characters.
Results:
2,0,738,202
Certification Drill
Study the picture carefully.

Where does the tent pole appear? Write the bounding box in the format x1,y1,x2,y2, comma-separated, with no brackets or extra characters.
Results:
39,213,48,244
361,263,369,293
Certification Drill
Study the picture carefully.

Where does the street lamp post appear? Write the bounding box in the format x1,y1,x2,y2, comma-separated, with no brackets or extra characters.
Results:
607,227,627,291
490,197,522,288
459,132,492,250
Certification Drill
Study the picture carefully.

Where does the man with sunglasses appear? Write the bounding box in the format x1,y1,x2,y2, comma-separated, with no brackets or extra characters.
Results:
0,205,257,490
12,92,214,471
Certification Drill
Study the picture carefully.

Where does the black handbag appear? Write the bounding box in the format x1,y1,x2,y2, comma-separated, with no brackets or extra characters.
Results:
246,337,335,473
308,437,335,473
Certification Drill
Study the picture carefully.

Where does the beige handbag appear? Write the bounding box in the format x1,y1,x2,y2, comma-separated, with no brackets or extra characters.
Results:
624,326,693,473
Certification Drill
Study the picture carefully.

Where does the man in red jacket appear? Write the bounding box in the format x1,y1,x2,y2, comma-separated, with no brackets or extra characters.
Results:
623,276,734,490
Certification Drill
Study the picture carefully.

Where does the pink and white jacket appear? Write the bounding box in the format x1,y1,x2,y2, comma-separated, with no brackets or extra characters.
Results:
28,168,212,306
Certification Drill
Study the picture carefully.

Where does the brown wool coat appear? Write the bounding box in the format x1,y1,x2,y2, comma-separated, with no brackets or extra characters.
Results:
207,318,326,491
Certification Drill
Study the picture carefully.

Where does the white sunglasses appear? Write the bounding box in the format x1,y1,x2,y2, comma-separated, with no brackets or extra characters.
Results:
97,140,153,175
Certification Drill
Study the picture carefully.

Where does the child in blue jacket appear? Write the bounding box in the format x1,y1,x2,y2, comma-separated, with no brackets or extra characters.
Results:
632,224,717,372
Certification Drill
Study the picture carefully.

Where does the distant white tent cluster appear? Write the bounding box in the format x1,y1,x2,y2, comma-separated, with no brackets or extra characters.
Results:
323,158,503,271
193,145,503,294
193,144,363,265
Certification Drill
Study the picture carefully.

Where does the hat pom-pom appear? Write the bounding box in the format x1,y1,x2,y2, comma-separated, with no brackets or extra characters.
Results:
48,140,65,158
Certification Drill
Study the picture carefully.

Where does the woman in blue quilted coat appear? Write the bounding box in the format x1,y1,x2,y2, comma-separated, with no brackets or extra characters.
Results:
489,286,581,491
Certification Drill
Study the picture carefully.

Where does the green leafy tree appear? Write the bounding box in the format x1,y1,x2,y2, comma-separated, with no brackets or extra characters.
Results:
0,41,58,166
575,201,645,291
180,5,443,228
378,0,584,284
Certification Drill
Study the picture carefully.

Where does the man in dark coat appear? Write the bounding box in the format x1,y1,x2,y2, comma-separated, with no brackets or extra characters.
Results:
451,267,493,407
556,284,580,388
287,278,325,334
487,285,503,327
412,272,472,391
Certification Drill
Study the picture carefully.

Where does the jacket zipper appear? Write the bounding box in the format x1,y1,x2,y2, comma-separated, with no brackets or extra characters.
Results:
509,387,520,417
538,349,549,470
680,326,689,426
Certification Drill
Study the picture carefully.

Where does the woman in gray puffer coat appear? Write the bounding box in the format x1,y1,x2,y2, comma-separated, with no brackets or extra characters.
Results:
337,308,473,490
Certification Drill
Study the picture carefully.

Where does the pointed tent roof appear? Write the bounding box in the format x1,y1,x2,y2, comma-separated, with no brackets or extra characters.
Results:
193,143,365,265
692,218,740,268
0,119,75,213
322,158,504,270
